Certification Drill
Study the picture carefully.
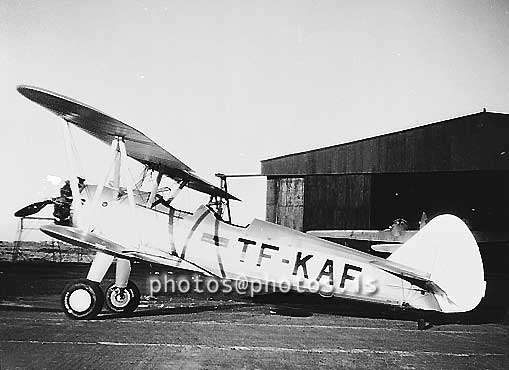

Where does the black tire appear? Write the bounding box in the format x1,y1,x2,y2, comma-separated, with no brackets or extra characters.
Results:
104,280,140,314
61,279,104,320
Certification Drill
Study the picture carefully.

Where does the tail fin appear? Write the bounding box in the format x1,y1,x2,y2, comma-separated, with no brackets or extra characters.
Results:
388,214,485,313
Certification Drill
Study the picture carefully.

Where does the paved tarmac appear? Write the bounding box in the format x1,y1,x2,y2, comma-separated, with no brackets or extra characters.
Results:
1,263,508,369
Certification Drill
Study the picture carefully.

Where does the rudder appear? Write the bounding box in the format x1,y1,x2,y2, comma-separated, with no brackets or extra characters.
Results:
388,214,485,313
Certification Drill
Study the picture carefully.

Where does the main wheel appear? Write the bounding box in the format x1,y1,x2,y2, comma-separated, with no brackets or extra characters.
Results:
104,280,140,314
61,279,104,319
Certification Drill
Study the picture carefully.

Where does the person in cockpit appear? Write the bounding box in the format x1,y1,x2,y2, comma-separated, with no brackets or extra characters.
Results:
53,177,86,225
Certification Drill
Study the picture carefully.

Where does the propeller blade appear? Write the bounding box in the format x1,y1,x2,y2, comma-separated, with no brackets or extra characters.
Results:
14,200,53,217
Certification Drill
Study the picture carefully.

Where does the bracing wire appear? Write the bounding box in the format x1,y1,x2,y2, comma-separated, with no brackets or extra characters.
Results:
66,123,92,200
126,163,147,202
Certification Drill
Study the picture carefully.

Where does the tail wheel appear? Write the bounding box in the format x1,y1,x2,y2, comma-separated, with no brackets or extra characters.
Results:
417,318,432,330
61,279,104,320
104,280,140,314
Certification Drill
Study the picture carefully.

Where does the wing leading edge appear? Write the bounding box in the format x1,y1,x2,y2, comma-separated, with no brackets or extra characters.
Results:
17,85,239,201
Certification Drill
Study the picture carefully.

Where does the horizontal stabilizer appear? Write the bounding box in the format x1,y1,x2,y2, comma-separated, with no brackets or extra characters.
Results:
370,243,401,253
369,259,431,285
368,259,447,297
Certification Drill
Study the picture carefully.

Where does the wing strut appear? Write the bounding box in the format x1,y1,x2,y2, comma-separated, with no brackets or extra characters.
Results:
167,179,188,204
60,121,83,226
146,171,163,207
208,173,232,223
88,135,136,287
89,137,121,228
118,137,136,217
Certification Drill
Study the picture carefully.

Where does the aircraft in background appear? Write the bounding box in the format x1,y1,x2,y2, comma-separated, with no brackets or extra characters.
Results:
15,85,486,329
308,213,509,254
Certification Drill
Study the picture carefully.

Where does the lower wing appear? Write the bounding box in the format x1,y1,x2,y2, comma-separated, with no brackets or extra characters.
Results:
40,224,214,276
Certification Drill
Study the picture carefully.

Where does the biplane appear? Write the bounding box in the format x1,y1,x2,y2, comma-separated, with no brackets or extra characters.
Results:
15,85,486,329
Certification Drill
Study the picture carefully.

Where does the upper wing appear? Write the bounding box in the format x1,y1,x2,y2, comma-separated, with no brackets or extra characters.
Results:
17,85,239,201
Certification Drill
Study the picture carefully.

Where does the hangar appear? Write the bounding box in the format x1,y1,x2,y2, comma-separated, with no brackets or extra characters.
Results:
261,111,509,274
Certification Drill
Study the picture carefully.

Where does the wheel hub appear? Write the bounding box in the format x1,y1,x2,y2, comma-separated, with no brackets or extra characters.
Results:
68,289,92,312
110,287,130,308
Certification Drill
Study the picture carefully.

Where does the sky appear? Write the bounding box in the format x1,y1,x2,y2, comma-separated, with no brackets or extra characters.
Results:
1,0,509,240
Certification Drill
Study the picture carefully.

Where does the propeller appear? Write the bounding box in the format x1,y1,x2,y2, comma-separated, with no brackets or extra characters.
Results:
14,199,54,218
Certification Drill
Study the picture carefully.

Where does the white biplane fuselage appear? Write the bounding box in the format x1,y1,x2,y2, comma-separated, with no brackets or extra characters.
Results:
99,195,415,307
76,187,475,314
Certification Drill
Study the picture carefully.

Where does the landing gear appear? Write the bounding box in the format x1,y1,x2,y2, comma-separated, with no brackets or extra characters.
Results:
61,279,141,319
61,279,104,320
104,280,140,314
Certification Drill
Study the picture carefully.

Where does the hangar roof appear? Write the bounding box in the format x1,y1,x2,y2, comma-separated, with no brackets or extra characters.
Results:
261,111,509,176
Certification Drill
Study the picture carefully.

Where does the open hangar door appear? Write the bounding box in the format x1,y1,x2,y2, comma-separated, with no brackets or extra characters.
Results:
371,171,509,275
371,171,509,232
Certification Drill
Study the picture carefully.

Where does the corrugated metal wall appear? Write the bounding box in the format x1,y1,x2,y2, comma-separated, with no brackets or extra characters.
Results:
266,175,372,232
266,178,304,230
261,112,509,176
303,175,372,231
